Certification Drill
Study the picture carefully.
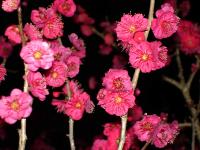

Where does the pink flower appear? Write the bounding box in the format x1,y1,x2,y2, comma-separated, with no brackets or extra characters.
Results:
24,23,42,40
98,90,135,116
0,37,13,58
177,20,200,54
65,55,81,78
43,16,64,39
26,71,49,101
91,139,108,150
151,41,168,70
50,41,71,61
65,92,90,120
0,65,6,82
115,14,148,43
31,7,49,28
152,121,179,148
68,33,86,52
2,0,19,12
151,3,180,39
53,0,76,17
45,61,68,87
5,25,21,44
80,24,93,37
133,114,161,142
20,40,54,71
0,89,33,124
102,69,132,91
129,41,155,73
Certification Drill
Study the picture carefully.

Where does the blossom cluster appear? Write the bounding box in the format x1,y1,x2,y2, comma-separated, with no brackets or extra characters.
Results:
97,69,135,116
133,114,179,148
115,3,179,73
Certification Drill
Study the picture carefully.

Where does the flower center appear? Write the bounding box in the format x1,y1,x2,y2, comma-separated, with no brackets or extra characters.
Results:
33,51,42,59
75,102,82,109
51,72,58,78
62,2,70,11
161,21,171,32
141,53,149,61
143,122,153,131
115,96,122,104
10,100,20,111
129,25,136,33
67,62,76,72
113,77,124,90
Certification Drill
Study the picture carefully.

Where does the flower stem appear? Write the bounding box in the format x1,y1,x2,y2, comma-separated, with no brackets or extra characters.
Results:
141,141,151,150
66,80,75,150
117,115,128,150
17,6,28,150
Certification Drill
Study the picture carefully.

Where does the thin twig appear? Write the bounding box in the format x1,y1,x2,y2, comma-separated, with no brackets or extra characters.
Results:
192,118,196,150
66,80,75,150
186,56,200,90
163,76,182,90
69,118,75,150
141,141,151,150
18,7,28,150
117,115,128,150
175,49,185,85
179,123,192,128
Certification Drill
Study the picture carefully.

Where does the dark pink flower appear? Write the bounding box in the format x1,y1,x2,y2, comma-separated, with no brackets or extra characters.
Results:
68,33,86,52
0,89,33,124
65,55,81,78
49,41,71,61
5,25,21,44
133,114,161,142
151,3,180,39
53,0,76,17
65,92,90,120
98,90,135,116
152,121,179,148
115,14,148,43
102,69,132,91
45,61,68,87
129,41,155,73
80,24,93,37
24,23,42,40
2,0,19,12
20,40,54,71
26,71,48,101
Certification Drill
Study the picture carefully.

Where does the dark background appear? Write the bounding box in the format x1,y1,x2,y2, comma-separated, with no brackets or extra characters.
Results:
0,0,200,149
